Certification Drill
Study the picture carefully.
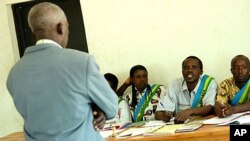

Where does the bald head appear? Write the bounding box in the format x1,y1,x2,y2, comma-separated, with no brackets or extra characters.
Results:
230,55,250,84
28,2,69,47
231,55,250,67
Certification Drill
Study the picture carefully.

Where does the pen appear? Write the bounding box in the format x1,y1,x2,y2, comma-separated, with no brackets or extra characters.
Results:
184,117,191,124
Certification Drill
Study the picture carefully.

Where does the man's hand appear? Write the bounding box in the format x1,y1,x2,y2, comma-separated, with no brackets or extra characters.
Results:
155,111,173,122
117,77,132,97
124,77,132,86
214,102,233,118
92,105,106,131
214,102,224,117
174,109,193,124
221,104,234,117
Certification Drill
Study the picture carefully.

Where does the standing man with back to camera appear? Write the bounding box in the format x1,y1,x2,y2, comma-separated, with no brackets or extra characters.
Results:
6,2,118,141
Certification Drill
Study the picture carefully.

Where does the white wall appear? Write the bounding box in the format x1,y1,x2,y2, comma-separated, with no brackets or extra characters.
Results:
0,0,250,137
81,0,250,85
0,0,26,137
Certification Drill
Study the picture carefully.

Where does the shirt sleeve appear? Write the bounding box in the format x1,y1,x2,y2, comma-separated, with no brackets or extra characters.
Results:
156,84,176,112
118,100,132,123
216,80,230,104
86,56,118,119
158,85,167,98
202,79,218,106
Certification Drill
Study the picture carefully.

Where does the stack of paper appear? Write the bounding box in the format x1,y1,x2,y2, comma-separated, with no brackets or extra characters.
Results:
203,111,250,125
175,122,203,133
147,124,184,134
218,114,250,125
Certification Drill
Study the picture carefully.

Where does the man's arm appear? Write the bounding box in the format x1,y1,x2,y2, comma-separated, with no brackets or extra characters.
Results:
119,100,132,123
155,111,172,122
192,105,214,116
155,84,176,122
214,80,232,118
214,101,226,117
219,101,250,118
174,105,213,124
116,77,131,97
87,56,118,120
232,102,250,113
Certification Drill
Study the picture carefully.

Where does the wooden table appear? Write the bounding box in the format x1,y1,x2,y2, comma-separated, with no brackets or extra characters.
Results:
0,125,229,141
106,124,229,141
0,132,24,141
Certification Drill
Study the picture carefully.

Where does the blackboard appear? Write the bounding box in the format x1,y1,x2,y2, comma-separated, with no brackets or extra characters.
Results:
12,0,89,57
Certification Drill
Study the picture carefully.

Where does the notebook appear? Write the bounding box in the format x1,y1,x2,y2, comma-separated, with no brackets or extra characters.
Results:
175,122,203,133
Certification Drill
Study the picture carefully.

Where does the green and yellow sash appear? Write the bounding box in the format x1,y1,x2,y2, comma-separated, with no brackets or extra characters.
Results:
133,84,160,122
192,75,214,108
231,79,250,106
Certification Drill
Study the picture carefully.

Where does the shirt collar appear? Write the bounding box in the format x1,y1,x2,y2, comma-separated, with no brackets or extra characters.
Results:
182,75,202,94
135,86,147,94
36,39,62,48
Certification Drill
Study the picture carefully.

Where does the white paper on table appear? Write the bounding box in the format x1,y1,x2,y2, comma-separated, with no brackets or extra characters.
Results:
218,114,250,125
144,120,166,127
116,127,153,137
99,128,125,138
203,111,250,125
